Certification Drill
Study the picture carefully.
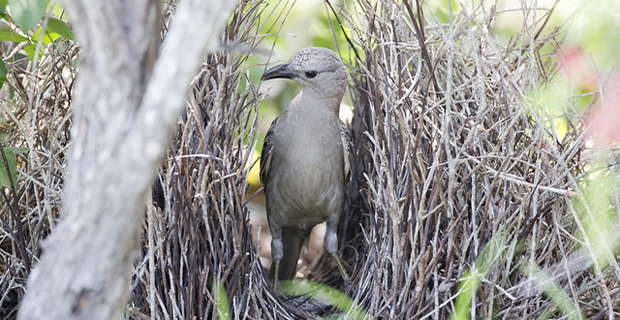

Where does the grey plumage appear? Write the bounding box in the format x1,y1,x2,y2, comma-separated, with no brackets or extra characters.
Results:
260,47,352,286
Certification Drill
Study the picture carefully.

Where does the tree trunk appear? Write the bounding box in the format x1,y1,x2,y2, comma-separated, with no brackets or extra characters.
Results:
17,0,238,319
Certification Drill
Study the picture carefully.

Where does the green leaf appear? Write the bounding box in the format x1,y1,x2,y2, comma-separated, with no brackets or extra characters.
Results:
280,280,371,320
212,280,231,320
0,29,28,42
0,58,7,89
0,0,7,17
7,147,28,154
0,147,28,188
23,43,45,61
521,262,585,320
47,17,74,41
8,0,48,31
32,26,59,44
451,269,481,320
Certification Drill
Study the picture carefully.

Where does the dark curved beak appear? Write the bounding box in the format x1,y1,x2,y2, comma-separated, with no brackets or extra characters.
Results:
261,63,296,80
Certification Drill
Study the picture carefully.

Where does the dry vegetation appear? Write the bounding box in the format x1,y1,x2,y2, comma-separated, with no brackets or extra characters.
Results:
1,0,620,319
340,0,609,317
0,25,76,319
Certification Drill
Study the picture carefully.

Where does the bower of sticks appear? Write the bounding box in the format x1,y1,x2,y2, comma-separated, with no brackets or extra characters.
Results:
2,0,619,319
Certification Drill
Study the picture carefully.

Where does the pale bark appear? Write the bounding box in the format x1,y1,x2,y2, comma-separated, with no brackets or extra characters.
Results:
17,0,238,319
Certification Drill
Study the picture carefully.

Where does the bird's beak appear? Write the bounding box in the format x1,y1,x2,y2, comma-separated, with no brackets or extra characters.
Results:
261,64,296,80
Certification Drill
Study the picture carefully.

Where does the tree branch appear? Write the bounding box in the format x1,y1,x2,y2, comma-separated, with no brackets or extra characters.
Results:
18,0,238,319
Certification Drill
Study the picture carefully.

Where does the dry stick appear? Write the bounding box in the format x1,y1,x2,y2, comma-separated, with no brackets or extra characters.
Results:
0,142,30,272
404,0,440,93
324,0,361,61
146,188,157,319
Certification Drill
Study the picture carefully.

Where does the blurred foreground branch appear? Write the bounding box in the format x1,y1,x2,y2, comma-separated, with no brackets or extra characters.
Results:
17,0,238,319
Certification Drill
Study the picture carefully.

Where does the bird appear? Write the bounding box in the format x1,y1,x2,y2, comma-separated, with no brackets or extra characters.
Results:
259,47,353,289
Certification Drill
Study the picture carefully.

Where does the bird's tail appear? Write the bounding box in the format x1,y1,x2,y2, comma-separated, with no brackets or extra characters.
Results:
269,228,306,282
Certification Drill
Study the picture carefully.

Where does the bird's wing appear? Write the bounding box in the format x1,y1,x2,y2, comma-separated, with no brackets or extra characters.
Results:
340,121,353,187
260,117,278,185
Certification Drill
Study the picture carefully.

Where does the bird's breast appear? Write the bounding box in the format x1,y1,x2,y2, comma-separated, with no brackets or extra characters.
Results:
266,113,345,226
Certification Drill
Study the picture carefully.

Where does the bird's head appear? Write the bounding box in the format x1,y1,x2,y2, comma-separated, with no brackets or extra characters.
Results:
261,47,348,98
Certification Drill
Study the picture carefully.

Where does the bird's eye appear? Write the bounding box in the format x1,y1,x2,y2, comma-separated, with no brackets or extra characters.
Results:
305,71,318,78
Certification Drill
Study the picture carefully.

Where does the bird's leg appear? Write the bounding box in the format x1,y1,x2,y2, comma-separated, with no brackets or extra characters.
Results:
272,262,281,292
325,216,350,284
269,222,284,291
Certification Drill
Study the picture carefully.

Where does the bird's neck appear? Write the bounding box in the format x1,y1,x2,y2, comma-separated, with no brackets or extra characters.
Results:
298,90,344,116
